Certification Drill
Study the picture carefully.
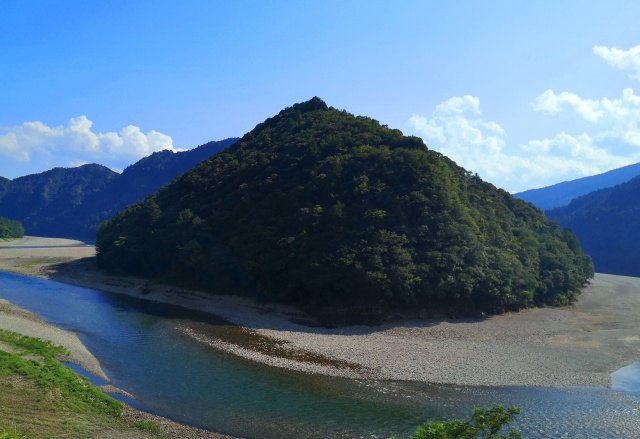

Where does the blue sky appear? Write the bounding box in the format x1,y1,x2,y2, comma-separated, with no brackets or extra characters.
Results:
2,1,640,192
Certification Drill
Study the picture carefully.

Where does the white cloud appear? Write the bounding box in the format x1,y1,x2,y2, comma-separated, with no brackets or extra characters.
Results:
593,44,640,80
0,116,177,167
531,90,607,122
408,45,640,193
409,96,524,184
409,95,506,161
531,88,640,149
408,94,640,192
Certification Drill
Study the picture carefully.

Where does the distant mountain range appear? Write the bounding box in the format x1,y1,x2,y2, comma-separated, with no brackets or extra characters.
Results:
511,160,640,278
547,175,640,277
515,162,640,210
0,138,238,239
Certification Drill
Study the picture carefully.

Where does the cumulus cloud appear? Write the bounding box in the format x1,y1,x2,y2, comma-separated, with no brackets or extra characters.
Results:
593,44,640,80
408,94,640,192
0,116,177,170
409,96,533,187
532,88,640,128
407,44,640,192
531,88,640,152
408,95,506,162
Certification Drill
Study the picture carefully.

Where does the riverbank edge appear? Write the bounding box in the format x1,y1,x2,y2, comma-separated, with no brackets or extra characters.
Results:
0,238,242,438
2,236,640,391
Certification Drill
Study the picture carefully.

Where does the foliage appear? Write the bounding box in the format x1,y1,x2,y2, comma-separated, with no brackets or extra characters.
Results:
0,330,123,417
97,97,593,321
408,405,521,439
0,217,24,239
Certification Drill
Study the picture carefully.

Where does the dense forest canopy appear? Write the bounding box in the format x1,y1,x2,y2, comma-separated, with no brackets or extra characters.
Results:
97,98,593,320
0,216,24,239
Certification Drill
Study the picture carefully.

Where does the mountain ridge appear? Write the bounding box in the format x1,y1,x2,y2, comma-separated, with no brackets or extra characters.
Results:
547,174,640,276
515,162,640,210
0,137,239,239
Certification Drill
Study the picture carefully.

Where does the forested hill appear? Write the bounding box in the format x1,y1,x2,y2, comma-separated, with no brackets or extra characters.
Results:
0,138,238,239
515,162,640,210
97,98,593,322
48,137,239,238
547,175,640,277
0,164,117,235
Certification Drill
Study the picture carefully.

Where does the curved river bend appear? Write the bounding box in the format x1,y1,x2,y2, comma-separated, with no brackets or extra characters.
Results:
0,271,639,438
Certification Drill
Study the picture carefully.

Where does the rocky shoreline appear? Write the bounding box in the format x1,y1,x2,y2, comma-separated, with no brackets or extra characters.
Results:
2,237,640,391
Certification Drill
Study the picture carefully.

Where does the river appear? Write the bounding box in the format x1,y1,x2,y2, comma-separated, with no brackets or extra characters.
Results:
0,271,639,438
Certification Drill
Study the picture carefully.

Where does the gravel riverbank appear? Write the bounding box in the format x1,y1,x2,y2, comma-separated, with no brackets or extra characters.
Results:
2,236,639,390
0,237,240,439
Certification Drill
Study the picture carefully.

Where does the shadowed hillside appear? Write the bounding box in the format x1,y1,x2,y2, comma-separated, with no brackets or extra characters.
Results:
0,138,238,239
547,175,640,277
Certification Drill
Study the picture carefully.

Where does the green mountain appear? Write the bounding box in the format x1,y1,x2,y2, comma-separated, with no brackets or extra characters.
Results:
97,98,593,321
0,138,238,239
48,137,238,239
0,164,118,236
547,175,640,277
515,162,640,210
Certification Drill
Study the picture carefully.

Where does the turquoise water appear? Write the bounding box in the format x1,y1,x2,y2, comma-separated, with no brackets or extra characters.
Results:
0,271,639,438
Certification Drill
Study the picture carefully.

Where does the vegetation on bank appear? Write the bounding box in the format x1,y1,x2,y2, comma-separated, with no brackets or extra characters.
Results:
406,404,521,439
97,98,593,322
0,217,24,240
0,330,165,438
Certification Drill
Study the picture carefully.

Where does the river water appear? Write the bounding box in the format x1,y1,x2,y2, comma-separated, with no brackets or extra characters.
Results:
0,271,639,438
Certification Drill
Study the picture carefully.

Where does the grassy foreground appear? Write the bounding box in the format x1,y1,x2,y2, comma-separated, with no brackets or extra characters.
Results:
0,329,162,438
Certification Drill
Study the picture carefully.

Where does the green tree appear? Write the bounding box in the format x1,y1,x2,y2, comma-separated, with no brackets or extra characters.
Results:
408,405,522,439
96,98,593,323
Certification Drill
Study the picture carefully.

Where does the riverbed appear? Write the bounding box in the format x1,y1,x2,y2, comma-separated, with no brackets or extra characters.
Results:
1,270,640,438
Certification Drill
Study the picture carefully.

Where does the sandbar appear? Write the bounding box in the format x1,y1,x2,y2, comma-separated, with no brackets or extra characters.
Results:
1,236,639,389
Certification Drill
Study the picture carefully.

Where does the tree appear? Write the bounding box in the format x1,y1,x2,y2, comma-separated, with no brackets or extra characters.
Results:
407,405,522,439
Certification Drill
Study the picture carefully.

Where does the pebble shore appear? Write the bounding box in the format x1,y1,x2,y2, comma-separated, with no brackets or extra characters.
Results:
3,238,640,393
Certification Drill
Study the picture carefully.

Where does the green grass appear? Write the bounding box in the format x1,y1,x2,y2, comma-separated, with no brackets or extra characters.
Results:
0,330,167,438
0,330,122,417
0,426,27,439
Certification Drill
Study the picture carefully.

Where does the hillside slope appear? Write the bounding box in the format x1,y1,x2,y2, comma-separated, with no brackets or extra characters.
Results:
515,162,640,210
0,164,118,236
97,98,593,320
51,137,239,239
547,176,640,276
0,138,238,239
